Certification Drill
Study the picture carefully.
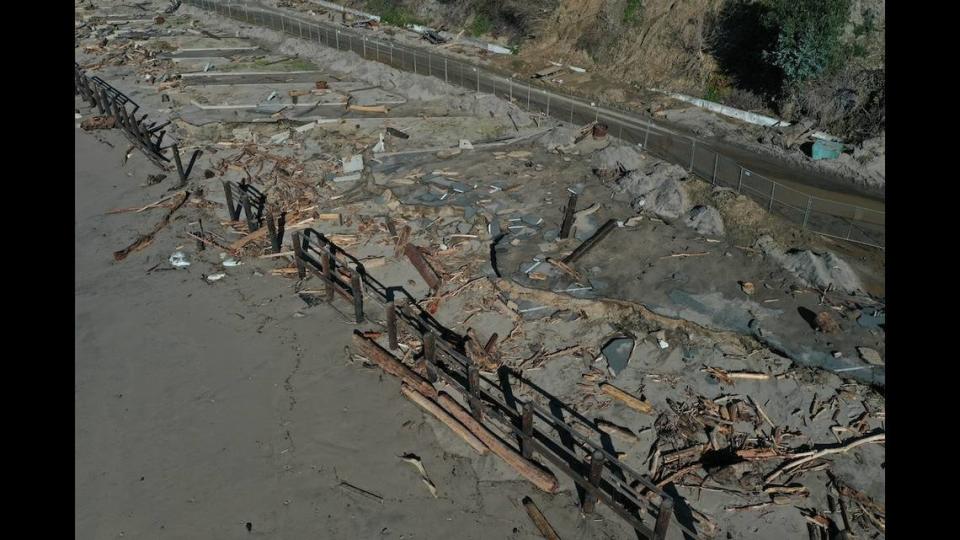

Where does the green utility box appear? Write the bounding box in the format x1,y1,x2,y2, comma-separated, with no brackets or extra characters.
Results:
811,139,844,161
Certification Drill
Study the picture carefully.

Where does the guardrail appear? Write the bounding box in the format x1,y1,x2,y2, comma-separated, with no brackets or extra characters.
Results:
184,0,884,249
288,229,705,539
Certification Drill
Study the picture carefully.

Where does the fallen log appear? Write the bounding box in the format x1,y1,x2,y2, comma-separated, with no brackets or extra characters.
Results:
400,383,488,455
437,392,560,493
352,331,437,399
229,217,314,251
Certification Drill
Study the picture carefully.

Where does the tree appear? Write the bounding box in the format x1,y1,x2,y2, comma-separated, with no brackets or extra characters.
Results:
761,0,851,87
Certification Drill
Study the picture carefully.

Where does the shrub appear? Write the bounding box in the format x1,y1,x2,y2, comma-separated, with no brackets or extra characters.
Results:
623,0,644,26
761,0,851,87
469,13,493,36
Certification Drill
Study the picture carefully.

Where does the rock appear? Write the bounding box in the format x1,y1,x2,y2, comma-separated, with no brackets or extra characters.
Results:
739,281,755,295
686,205,725,236
857,347,883,366
602,337,635,378
615,163,689,220
814,311,840,333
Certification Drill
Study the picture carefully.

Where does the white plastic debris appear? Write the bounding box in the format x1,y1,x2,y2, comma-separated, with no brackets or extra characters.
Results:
657,338,669,349
169,251,190,268
75,113,82,120
266,91,278,101
207,272,226,282
568,66,586,73
373,133,385,153
458,139,474,150
222,258,242,267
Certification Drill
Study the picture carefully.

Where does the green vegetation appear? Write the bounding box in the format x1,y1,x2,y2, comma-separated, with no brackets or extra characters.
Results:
623,0,644,26
761,0,851,87
469,13,493,36
366,0,421,27
703,74,731,102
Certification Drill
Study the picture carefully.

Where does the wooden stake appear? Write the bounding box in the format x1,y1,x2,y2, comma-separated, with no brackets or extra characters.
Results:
521,496,561,540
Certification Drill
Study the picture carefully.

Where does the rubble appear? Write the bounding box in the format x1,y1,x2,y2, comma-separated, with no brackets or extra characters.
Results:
74,3,886,538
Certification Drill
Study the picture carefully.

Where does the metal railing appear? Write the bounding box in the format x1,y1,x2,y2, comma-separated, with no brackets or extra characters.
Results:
184,0,885,249
288,229,704,539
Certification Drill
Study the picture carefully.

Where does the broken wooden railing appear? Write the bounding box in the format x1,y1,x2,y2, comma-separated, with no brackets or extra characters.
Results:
289,229,704,540
75,63,199,185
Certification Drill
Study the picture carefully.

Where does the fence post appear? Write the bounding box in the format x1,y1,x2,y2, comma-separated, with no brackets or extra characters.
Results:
769,182,776,212
422,332,438,382
521,401,534,459
467,364,482,421
802,198,813,229
653,497,674,540
292,232,306,280
386,297,398,350
689,139,696,172
737,167,744,193
321,248,334,302
712,153,719,185
582,450,605,514
644,123,651,149
413,50,417,73
351,267,364,324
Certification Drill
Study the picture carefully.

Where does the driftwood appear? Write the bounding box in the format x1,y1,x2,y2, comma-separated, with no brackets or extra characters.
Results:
113,191,189,261
521,496,561,540
765,433,885,483
400,383,487,455
599,383,654,415
437,392,560,493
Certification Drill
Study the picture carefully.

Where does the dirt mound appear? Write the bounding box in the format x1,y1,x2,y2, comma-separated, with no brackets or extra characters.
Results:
756,235,864,294
593,144,646,171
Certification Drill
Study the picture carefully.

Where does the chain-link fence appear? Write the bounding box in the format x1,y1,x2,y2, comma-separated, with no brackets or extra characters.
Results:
185,0,885,248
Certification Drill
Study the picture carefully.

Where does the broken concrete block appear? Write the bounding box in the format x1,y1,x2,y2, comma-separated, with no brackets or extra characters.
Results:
342,154,364,173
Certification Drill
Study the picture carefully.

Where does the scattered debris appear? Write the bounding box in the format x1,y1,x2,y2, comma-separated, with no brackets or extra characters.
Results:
168,251,190,268
399,453,438,498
